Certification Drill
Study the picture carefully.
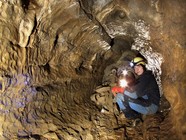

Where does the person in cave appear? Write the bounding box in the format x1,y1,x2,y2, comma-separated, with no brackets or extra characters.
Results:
112,56,160,120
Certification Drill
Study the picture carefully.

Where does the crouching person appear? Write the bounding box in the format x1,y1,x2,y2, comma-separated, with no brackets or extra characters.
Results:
112,56,160,120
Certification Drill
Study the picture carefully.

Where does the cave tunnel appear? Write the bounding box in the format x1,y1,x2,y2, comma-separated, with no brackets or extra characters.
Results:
0,0,186,140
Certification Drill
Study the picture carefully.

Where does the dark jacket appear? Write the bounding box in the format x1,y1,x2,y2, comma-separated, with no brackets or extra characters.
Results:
131,70,160,106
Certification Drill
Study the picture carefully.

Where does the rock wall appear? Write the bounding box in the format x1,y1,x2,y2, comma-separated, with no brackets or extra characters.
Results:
0,0,185,139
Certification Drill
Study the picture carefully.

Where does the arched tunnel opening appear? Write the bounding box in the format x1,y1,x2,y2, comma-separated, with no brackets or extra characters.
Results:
0,0,186,140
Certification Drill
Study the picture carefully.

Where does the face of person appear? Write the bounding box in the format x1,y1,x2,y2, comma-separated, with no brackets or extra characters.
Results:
134,65,144,76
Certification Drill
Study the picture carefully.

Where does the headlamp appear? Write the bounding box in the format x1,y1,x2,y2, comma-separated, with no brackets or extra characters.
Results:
129,62,135,68
130,59,145,68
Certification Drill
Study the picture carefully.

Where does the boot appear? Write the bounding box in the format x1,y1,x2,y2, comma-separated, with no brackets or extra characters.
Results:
122,109,141,120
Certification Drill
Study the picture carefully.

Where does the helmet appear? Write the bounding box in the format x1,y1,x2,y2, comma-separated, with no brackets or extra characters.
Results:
130,57,146,68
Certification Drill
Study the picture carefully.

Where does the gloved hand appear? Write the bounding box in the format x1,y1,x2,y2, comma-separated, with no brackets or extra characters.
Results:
111,86,125,96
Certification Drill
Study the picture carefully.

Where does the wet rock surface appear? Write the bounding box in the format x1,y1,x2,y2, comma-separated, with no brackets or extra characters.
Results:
0,0,185,139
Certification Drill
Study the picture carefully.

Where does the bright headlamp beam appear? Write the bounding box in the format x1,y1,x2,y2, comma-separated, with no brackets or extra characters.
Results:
130,62,134,68
119,79,127,87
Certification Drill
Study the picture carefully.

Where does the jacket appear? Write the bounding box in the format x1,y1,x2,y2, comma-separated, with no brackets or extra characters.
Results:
130,70,160,106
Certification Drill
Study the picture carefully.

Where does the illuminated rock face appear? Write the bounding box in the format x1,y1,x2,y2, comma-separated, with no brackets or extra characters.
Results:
0,0,185,139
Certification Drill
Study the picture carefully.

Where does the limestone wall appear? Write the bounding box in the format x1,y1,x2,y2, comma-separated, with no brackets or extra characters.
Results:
0,0,185,139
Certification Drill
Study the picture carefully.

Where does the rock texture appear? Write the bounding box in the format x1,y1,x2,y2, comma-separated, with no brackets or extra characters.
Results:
0,0,185,139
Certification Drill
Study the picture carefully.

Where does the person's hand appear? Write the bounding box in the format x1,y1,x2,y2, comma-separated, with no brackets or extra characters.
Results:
111,86,125,96
111,86,125,93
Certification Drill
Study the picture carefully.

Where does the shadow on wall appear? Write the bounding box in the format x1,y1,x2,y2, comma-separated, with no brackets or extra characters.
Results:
0,77,4,93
